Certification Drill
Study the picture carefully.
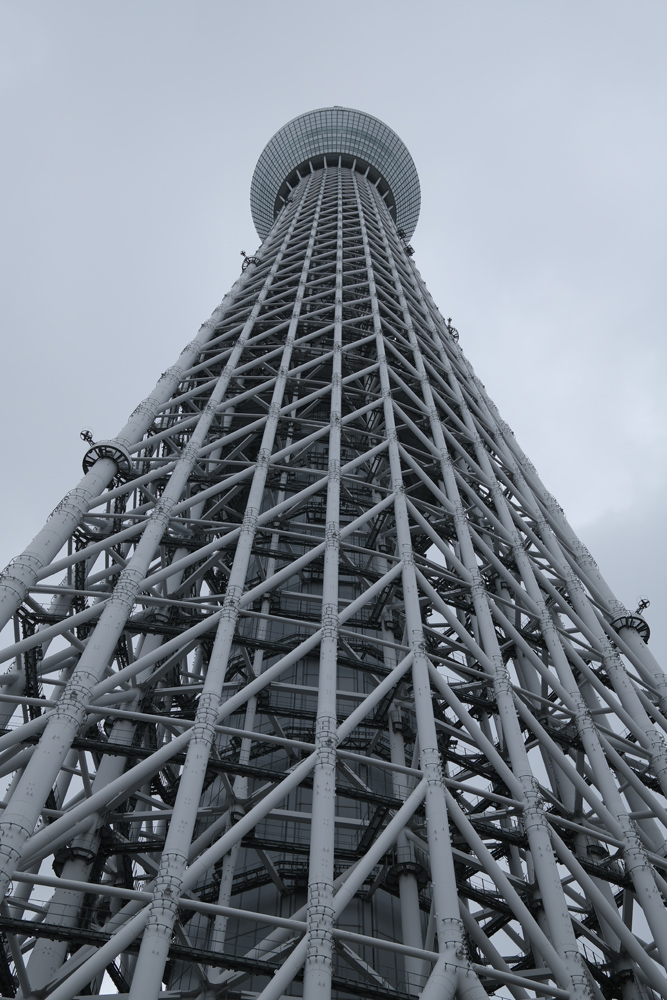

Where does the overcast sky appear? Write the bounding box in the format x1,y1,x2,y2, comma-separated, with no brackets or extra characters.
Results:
1,1,665,660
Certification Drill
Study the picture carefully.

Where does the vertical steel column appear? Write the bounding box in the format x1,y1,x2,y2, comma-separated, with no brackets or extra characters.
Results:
411,259,667,995
204,396,301,991
353,171,467,1000
127,170,326,1000
367,186,594,999
405,254,667,978
303,163,343,999
0,182,313,913
388,706,426,993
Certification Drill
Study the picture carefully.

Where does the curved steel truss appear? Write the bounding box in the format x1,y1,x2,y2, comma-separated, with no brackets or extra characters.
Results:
0,164,666,1000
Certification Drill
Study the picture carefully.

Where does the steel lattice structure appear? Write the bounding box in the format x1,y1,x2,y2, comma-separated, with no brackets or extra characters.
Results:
0,107,665,1000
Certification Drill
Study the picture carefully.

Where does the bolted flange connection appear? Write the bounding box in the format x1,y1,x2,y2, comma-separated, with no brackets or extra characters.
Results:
82,439,133,482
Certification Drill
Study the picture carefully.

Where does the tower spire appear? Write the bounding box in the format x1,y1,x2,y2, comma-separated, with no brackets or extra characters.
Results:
0,107,664,1000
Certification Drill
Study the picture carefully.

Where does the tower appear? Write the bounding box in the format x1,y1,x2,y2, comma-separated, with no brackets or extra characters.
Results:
0,104,665,1000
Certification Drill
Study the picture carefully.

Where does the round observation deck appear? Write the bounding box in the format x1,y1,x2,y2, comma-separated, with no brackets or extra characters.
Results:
250,107,420,241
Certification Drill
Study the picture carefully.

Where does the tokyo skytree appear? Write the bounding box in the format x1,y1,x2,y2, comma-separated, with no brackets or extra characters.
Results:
0,105,666,1000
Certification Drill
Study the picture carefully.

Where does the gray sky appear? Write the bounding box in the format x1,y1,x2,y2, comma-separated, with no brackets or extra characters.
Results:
1,1,666,659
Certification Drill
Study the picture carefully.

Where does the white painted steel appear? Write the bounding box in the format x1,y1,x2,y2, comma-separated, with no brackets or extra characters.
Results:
0,113,663,1000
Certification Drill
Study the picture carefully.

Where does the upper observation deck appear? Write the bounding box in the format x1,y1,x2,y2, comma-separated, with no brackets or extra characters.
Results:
250,106,421,241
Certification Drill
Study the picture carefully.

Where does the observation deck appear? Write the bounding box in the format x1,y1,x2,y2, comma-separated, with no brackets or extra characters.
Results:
250,106,420,241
